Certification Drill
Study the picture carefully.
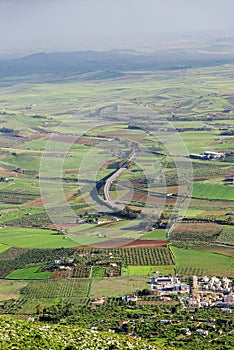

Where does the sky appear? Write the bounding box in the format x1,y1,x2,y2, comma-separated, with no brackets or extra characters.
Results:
1,0,234,56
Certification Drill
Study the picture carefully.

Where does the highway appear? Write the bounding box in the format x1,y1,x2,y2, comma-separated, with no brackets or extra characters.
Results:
103,147,138,208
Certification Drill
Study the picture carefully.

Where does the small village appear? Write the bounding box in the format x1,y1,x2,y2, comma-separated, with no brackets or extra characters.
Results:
150,274,234,310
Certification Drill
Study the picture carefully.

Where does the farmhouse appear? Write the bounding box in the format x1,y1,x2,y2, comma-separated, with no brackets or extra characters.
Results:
204,151,225,159
190,151,225,160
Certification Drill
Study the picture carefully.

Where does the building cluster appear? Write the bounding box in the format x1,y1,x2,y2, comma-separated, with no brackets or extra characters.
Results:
150,275,234,309
190,151,225,160
150,276,190,295
185,276,234,308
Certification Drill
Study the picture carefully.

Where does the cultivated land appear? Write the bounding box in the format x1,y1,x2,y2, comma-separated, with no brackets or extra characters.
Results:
0,51,234,349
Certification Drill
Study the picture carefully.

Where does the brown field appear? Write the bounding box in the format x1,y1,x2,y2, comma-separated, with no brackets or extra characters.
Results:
122,239,168,248
196,245,234,257
120,189,166,205
25,198,45,207
50,269,69,279
79,238,168,249
173,222,222,235
190,198,234,209
0,167,15,176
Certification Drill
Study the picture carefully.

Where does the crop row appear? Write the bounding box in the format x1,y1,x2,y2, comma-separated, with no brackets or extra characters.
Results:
71,265,91,278
176,267,234,278
20,279,90,299
76,247,173,266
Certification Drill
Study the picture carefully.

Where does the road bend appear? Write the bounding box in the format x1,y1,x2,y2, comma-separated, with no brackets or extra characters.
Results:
103,147,138,208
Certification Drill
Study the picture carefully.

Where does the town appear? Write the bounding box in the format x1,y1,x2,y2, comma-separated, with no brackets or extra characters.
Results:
150,274,234,309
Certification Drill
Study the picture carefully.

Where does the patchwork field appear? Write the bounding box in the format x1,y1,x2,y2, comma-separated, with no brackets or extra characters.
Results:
0,61,233,318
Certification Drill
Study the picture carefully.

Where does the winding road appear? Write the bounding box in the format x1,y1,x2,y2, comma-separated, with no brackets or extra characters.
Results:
103,147,138,208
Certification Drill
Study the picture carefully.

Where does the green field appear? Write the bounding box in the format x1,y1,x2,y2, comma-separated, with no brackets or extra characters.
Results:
142,229,167,240
122,265,175,276
91,266,105,278
20,279,90,299
6,266,51,280
172,246,234,276
0,243,11,254
0,228,77,248
89,276,149,298
192,182,234,201
0,280,28,301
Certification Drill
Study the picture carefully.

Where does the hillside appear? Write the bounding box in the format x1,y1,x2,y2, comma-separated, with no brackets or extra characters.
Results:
0,48,234,81
0,317,164,350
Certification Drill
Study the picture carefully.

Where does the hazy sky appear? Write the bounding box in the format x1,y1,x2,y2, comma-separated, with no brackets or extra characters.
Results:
1,0,234,55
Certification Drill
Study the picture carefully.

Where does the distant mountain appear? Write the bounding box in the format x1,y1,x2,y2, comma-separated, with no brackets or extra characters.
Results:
0,48,233,80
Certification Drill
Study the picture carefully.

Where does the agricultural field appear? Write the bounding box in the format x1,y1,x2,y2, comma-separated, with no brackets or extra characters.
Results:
172,246,234,277
6,266,51,280
0,280,28,301
20,279,90,299
192,182,234,201
89,276,149,298
0,58,233,325
121,265,175,276
216,225,234,245
0,227,77,248
170,222,222,242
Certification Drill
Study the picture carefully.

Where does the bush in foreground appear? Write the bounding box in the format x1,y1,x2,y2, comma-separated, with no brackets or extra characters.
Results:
0,317,163,350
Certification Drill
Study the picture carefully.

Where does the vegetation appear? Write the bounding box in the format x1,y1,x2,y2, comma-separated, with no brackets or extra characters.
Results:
0,318,160,350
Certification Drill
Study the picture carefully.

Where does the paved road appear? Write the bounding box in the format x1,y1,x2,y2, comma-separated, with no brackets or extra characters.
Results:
104,148,138,208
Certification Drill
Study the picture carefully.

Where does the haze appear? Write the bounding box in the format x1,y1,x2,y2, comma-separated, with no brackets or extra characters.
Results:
1,0,234,56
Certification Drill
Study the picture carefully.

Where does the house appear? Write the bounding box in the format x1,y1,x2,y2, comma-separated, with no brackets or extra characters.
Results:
110,263,117,267
196,329,208,336
118,320,130,326
208,324,216,330
221,308,232,313
91,297,106,305
160,319,170,324
122,294,138,303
